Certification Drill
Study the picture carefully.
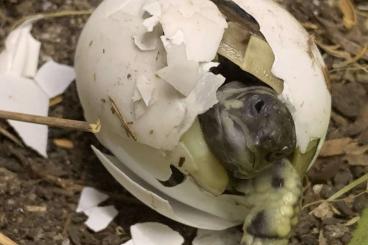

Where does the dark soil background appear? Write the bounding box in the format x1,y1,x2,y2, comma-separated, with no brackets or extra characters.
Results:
0,0,367,245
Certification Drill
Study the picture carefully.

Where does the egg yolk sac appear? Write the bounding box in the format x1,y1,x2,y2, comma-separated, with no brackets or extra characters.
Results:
199,81,296,179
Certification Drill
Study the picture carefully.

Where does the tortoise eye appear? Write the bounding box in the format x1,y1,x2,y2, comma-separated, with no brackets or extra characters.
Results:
254,100,265,113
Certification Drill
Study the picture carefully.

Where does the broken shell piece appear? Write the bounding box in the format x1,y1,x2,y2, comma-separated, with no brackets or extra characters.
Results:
144,0,227,62
133,100,148,120
84,205,118,232
0,21,40,78
76,187,109,213
0,75,49,156
0,19,80,157
130,222,184,245
143,1,162,17
76,187,118,232
156,54,200,96
108,0,147,18
136,76,155,106
133,26,161,52
121,241,134,245
35,60,76,98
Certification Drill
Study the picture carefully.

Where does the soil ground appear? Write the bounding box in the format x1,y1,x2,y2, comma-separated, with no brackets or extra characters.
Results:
0,0,367,245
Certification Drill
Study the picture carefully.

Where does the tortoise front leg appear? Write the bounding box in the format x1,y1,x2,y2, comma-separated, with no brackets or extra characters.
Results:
235,159,302,245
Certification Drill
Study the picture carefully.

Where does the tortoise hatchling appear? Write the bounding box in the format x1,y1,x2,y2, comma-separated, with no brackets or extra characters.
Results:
75,0,331,244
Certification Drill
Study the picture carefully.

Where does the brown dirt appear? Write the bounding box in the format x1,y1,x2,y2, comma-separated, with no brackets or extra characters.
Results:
0,0,367,245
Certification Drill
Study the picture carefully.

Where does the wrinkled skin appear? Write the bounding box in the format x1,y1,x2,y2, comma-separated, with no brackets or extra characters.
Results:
199,81,296,179
199,81,300,245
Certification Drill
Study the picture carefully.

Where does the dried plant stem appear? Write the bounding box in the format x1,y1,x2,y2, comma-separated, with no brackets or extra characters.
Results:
0,125,23,146
11,9,93,30
328,173,368,201
108,97,137,141
302,173,368,210
0,110,100,133
302,190,368,210
0,233,17,245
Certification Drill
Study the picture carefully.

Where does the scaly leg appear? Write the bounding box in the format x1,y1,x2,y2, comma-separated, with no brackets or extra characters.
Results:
235,159,301,245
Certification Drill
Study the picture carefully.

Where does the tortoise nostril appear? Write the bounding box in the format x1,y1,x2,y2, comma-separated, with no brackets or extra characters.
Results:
254,100,265,113
266,151,285,161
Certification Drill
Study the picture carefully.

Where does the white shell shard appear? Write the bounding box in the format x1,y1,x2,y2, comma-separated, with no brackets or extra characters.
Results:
0,21,41,78
186,72,225,114
156,58,200,96
158,0,227,62
232,0,331,155
136,75,155,106
130,223,184,245
76,0,226,151
121,241,134,245
35,60,76,98
0,18,76,158
133,101,148,120
92,146,240,230
200,62,220,72
133,26,162,52
84,205,118,232
143,1,162,17
76,187,109,213
76,186,118,232
193,228,242,245
143,16,160,32
0,74,49,157
107,0,146,18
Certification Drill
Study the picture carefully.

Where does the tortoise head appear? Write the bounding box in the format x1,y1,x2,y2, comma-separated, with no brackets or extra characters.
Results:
199,81,296,179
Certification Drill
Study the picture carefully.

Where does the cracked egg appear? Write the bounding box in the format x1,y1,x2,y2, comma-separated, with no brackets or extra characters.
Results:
75,0,331,244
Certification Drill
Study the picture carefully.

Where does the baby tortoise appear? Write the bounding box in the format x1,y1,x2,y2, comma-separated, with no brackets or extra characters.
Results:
199,81,300,245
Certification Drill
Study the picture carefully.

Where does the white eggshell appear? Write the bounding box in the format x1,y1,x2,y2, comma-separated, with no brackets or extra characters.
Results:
75,0,226,151
76,0,331,229
92,146,240,230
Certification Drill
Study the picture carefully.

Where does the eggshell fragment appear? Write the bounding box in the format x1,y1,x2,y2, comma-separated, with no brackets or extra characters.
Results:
133,27,161,51
153,0,227,62
0,17,78,157
156,52,200,96
0,21,40,78
136,75,155,106
35,60,75,98
108,0,146,17
121,241,134,245
130,223,184,245
143,1,162,17
84,205,118,232
0,74,49,156
76,187,109,213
